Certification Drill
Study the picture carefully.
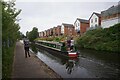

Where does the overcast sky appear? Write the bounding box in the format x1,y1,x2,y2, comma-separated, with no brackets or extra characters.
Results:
12,0,119,35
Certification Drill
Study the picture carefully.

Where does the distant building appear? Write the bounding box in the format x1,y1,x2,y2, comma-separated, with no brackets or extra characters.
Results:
49,28,53,36
74,18,89,35
61,23,75,36
53,27,57,36
89,12,101,29
101,4,120,28
39,31,44,38
46,29,50,37
42,31,44,37
39,32,41,38
44,30,47,37
56,25,61,36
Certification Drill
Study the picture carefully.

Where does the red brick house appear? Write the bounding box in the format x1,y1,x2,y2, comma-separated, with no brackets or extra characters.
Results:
46,29,50,37
39,32,42,38
43,30,47,37
74,18,89,35
56,25,61,36
49,28,53,36
61,23,75,36
39,31,44,38
53,27,57,36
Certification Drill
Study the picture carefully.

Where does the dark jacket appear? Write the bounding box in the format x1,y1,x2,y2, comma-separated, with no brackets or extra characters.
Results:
24,40,30,51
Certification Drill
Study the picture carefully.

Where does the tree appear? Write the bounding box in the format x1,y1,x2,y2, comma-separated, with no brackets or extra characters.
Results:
27,27,39,42
2,0,21,78
18,31,25,40
26,31,29,38
2,1,21,47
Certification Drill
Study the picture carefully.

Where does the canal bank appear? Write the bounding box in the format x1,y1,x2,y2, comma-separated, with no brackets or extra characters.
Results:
12,41,62,78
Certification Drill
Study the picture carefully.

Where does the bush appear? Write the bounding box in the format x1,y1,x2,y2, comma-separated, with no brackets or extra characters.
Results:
76,23,120,52
2,45,15,78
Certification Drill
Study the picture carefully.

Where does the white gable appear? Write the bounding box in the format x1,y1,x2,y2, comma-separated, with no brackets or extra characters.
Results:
61,24,64,34
74,20,80,31
90,14,99,28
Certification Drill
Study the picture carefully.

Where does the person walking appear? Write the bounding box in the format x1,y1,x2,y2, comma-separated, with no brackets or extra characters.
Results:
23,39,30,58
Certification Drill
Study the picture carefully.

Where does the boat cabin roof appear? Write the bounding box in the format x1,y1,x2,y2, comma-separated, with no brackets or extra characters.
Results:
37,40,62,46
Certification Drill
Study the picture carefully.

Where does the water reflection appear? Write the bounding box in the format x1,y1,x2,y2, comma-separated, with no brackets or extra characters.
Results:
65,57,79,74
30,43,79,75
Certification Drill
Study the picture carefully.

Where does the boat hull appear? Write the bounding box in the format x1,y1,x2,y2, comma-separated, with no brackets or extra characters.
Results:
68,52,78,57
35,43,68,58
35,43,78,58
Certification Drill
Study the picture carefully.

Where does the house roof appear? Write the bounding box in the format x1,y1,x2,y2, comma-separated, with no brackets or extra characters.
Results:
47,29,50,31
77,18,89,23
89,12,101,20
57,25,61,27
94,12,101,17
101,4,120,17
62,23,74,27
74,18,89,24
53,26,57,28
50,28,53,29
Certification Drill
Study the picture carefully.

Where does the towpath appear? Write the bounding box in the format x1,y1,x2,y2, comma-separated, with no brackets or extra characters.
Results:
12,41,61,78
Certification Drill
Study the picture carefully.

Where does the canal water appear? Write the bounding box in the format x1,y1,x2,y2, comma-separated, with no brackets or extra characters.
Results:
30,44,119,78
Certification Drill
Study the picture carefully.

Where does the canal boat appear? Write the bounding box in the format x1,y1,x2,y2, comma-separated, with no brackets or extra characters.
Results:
35,40,78,57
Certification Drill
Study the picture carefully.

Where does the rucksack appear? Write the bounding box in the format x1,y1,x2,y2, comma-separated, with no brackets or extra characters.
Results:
24,40,29,47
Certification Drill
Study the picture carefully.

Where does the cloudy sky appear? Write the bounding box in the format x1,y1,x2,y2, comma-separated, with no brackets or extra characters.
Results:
12,0,119,35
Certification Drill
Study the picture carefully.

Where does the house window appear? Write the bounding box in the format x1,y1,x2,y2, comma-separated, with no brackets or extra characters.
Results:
95,24,97,27
78,23,79,26
95,18,97,22
91,19,93,23
91,25,93,27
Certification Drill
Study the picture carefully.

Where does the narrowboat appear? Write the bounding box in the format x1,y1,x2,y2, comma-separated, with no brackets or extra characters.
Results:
35,40,79,57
